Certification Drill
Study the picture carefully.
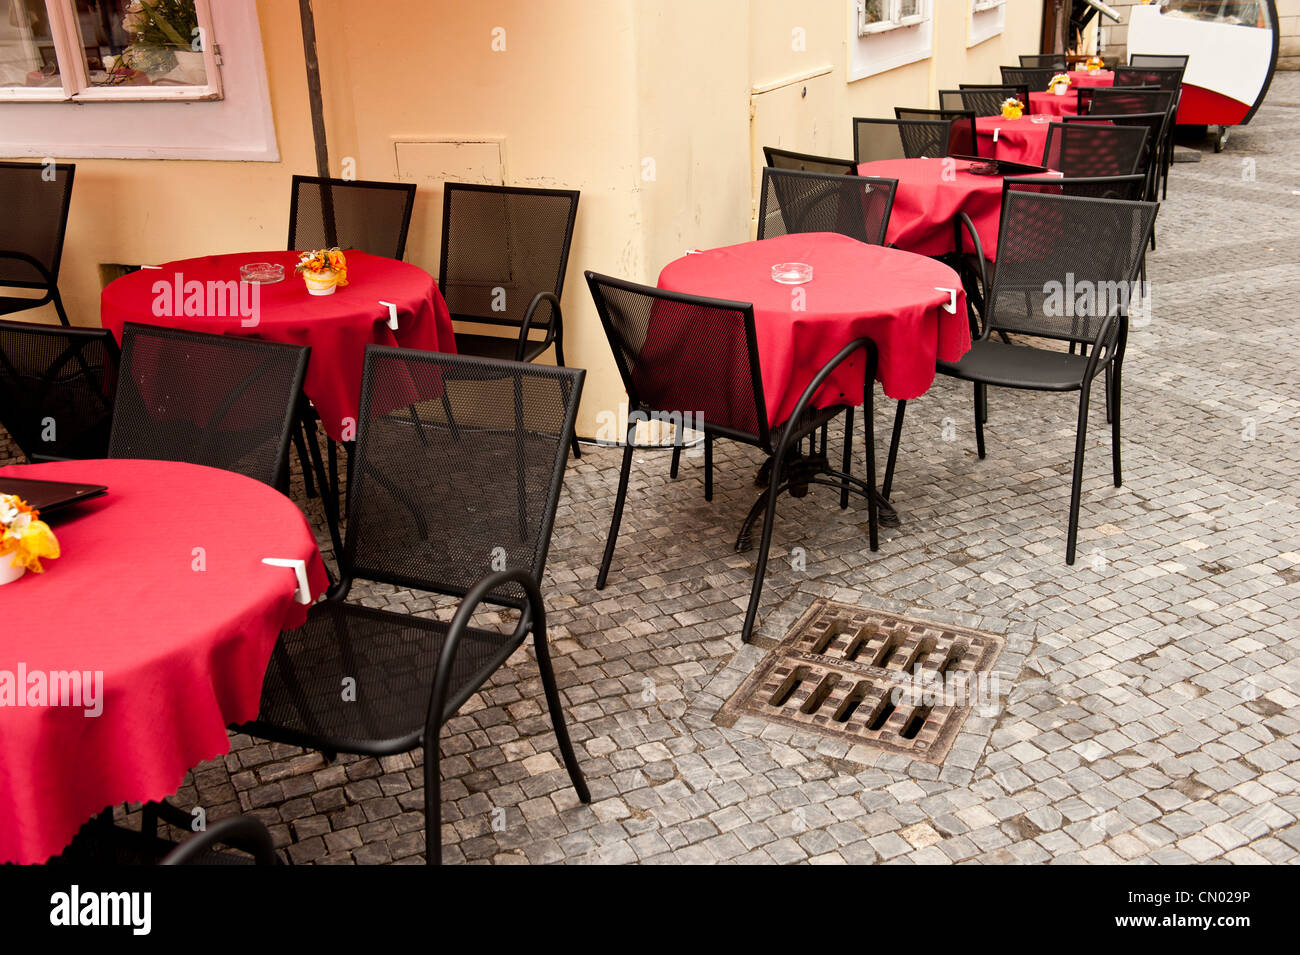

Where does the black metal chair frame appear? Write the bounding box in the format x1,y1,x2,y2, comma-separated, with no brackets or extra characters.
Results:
763,146,858,176
160,816,280,865
883,192,1158,564
1129,54,1189,69
955,84,1031,114
892,107,978,158
1000,66,1058,93
286,174,418,259
0,319,118,463
108,323,311,493
757,166,898,246
1113,66,1186,201
586,271,880,643
852,116,953,162
1020,53,1067,70
439,182,581,461
237,348,589,864
0,161,76,327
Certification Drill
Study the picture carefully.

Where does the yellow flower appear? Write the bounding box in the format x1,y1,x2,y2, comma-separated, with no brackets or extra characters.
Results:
0,494,59,573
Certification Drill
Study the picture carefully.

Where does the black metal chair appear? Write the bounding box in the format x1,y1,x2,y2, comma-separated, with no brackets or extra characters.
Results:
955,85,1030,116
160,816,280,866
893,107,977,157
1064,113,1167,204
763,146,857,176
585,271,879,643
439,183,581,460
0,161,76,327
1001,66,1057,93
1130,53,1189,69
287,175,417,259
883,191,1158,564
237,348,588,864
853,116,951,162
0,320,117,462
1020,53,1067,70
1085,87,1175,119
1113,65,1185,199
757,167,897,245
1042,121,1150,178
108,323,310,490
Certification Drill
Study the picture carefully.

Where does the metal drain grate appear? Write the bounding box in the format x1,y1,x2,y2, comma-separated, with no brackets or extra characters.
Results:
717,599,1005,764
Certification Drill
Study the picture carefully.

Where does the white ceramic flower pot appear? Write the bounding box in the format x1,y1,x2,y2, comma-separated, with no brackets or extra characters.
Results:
1053,85,1067,96
303,270,338,296
0,555,25,585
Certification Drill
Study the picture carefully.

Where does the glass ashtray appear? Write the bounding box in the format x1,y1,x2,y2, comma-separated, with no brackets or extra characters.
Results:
771,262,813,285
1030,115,1051,124
240,262,284,284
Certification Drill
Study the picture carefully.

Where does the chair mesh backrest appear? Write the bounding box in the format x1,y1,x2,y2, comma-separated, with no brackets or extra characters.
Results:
1001,66,1057,91
853,117,949,162
0,321,116,462
894,108,976,157
345,348,582,609
439,183,579,327
108,324,308,488
1086,87,1175,118
1129,54,1189,69
1064,114,1166,185
1020,53,1067,70
0,162,75,288
763,147,857,176
1004,174,1147,202
288,176,416,259
1042,122,1149,177
585,272,768,445
758,168,896,246
957,85,1029,116
987,192,1158,344
1113,66,1185,92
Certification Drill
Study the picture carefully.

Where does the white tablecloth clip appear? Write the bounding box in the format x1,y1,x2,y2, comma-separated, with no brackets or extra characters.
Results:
261,558,312,605
684,249,702,256
936,288,958,314
992,128,1000,143
379,301,399,330
140,264,162,270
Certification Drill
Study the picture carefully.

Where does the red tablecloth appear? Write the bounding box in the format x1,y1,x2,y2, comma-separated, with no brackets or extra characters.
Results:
0,459,329,864
1069,69,1114,89
1028,91,1079,117
857,158,1055,261
101,250,456,442
657,233,969,425
975,115,1053,166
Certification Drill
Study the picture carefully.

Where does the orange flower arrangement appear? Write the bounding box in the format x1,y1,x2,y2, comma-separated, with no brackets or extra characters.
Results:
0,494,60,575
295,248,349,286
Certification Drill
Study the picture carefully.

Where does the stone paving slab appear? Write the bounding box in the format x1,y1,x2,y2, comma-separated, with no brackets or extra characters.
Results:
5,74,1299,865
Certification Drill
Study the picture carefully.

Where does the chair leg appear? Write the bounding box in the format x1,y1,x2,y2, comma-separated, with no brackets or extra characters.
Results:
741,447,786,644
423,731,442,865
864,378,879,552
670,445,682,479
704,433,714,502
882,399,906,500
555,339,581,460
1110,361,1122,488
1066,383,1093,565
533,627,591,803
1104,365,1112,424
597,441,635,589
291,419,318,498
839,406,854,510
974,382,986,460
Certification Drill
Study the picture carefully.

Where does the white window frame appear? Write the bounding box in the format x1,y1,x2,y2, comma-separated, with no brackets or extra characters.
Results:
968,0,1007,47
856,0,929,36
0,0,222,103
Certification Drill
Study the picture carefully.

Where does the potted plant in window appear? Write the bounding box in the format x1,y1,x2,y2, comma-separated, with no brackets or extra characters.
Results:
118,0,205,85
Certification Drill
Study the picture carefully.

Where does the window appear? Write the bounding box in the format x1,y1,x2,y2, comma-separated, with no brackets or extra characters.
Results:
969,0,1006,47
0,0,221,102
857,0,928,36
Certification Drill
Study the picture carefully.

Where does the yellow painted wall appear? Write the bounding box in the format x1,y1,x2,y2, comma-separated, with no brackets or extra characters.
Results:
7,0,1043,440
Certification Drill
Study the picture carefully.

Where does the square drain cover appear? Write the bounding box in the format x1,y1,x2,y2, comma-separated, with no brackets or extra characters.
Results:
717,600,1005,765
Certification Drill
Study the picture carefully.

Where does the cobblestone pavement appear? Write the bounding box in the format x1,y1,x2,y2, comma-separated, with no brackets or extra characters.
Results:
7,75,1299,865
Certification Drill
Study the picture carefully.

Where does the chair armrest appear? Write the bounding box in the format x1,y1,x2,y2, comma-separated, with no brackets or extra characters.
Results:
426,568,545,735
160,816,279,865
516,291,561,361
1081,310,1123,382
0,249,57,288
955,212,988,337
771,337,878,462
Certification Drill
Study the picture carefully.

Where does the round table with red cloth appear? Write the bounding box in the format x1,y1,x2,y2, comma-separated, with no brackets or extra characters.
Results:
657,233,970,427
0,458,329,864
101,250,456,442
1028,90,1079,117
1068,69,1114,88
858,158,1056,261
975,114,1054,166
